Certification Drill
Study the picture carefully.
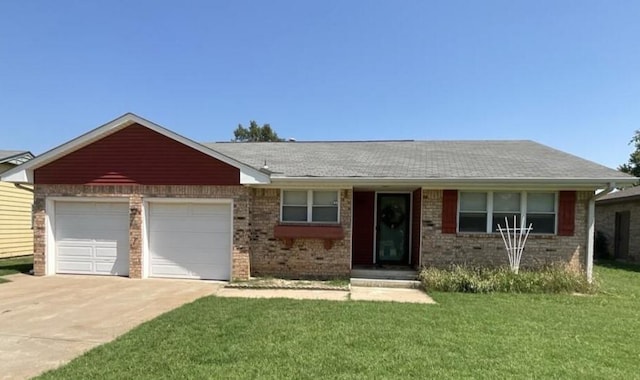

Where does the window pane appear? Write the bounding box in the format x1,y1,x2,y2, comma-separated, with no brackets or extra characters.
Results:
493,213,521,232
459,213,487,232
527,193,555,213
283,190,307,205
460,192,487,212
527,214,555,234
493,192,520,212
313,191,338,206
312,207,338,222
282,206,307,221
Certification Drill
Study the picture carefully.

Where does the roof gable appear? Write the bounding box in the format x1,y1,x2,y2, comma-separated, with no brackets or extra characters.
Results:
34,123,241,185
1,113,269,185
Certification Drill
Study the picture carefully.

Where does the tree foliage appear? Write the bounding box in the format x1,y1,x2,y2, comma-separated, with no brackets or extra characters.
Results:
619,130,640,177
233,120,283,142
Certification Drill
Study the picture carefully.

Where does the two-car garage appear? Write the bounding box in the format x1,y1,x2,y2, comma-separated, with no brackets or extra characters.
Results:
51,200,232,280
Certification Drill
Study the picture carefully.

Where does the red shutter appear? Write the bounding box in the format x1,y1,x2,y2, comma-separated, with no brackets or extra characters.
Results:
558,191,576,236
442,190,458,234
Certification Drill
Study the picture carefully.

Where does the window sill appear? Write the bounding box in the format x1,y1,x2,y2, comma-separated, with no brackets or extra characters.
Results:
456,232,557,239
274,224,344,249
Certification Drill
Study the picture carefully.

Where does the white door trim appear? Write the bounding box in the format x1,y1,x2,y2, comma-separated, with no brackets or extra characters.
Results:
142,197,234,280
45,197,130,276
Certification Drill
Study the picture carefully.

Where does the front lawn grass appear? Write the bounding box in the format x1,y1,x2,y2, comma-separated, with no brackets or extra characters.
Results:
0,255,33,283
40,262,640,379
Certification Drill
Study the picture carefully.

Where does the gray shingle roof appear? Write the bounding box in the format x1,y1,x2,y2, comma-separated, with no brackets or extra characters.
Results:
597,186,640,202
0,150,33,165
204,140,632,180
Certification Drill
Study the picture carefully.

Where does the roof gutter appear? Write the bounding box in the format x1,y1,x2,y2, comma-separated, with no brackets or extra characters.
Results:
586,183,617,283
266,176,637,190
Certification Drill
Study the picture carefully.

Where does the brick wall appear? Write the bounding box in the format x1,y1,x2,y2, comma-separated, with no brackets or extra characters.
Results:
595,200,640,262
248,188,352,279
420,190,591,271
33,184,251,280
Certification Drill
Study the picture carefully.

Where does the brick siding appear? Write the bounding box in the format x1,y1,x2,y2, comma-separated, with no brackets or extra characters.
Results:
595,200,640,262
248,188,352,279
420,190,591,271
33,184,251,280
33,184,591,279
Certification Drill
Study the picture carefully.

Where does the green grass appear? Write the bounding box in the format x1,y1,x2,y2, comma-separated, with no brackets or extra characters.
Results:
39,262,640,379
0,255,33,283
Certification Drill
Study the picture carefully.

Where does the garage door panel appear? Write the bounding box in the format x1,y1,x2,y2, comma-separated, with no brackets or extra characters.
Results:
150,232,230,251
151,203,228,215
95,261,124,274
56,216,128,240
149,202,231,280
150,217,230,233
95,245,119,258
56,202,128,215
57,260,94,273
151,262,229,279
151,249,230,264
54,201,129,276
58,244,93,258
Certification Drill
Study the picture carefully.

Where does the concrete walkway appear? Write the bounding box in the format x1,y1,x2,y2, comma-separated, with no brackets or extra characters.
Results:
217,285,435,304
0,274,433,379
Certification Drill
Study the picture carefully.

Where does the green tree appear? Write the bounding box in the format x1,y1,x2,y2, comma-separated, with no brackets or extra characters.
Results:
233,120,283,142
619,130,640,177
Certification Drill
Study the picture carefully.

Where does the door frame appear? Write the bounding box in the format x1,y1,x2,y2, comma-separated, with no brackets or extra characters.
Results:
142,197,234,280
373,192,412,265
45,197,130,276
614,210,630,259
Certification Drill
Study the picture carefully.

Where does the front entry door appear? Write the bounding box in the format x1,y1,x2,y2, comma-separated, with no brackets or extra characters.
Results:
376,194,410,265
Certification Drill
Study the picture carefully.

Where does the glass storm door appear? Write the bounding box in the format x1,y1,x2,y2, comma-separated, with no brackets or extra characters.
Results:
376,194,410,264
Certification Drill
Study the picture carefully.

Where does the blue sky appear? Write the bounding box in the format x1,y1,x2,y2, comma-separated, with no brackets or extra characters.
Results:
1,0,639,169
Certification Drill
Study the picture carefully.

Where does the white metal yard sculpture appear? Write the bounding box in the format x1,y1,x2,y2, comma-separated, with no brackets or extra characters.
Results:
497,216,533,274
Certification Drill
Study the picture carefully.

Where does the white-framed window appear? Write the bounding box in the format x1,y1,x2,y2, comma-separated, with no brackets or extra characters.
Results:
458,191,557,234
281,190,339,223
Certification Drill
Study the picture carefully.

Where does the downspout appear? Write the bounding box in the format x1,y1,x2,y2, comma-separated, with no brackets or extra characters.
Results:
586,183,616,283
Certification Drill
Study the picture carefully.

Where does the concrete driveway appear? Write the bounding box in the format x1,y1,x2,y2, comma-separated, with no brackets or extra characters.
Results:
0,274,220,380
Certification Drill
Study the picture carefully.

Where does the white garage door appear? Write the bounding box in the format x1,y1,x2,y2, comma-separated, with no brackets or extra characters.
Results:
55,201,129,276
149,202,231,280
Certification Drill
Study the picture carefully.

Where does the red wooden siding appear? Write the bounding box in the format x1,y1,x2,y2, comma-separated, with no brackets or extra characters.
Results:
411,188,422,268
352,191,375,265
34,124,240,185
442,190,458,234
558,191,576,236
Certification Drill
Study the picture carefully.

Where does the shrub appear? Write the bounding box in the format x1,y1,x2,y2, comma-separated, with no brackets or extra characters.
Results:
419,265,597,294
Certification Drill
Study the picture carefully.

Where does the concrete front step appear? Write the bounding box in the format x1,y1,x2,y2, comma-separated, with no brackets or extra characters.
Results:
350,278,422,289
351,268,419,281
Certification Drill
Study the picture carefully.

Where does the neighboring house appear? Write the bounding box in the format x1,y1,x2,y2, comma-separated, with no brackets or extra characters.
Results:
1,114,636,281
0,150,35,258
595,187,640,262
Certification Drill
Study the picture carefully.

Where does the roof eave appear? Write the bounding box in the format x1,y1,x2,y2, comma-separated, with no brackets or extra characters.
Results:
265,176,637,190
0,151,34,165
